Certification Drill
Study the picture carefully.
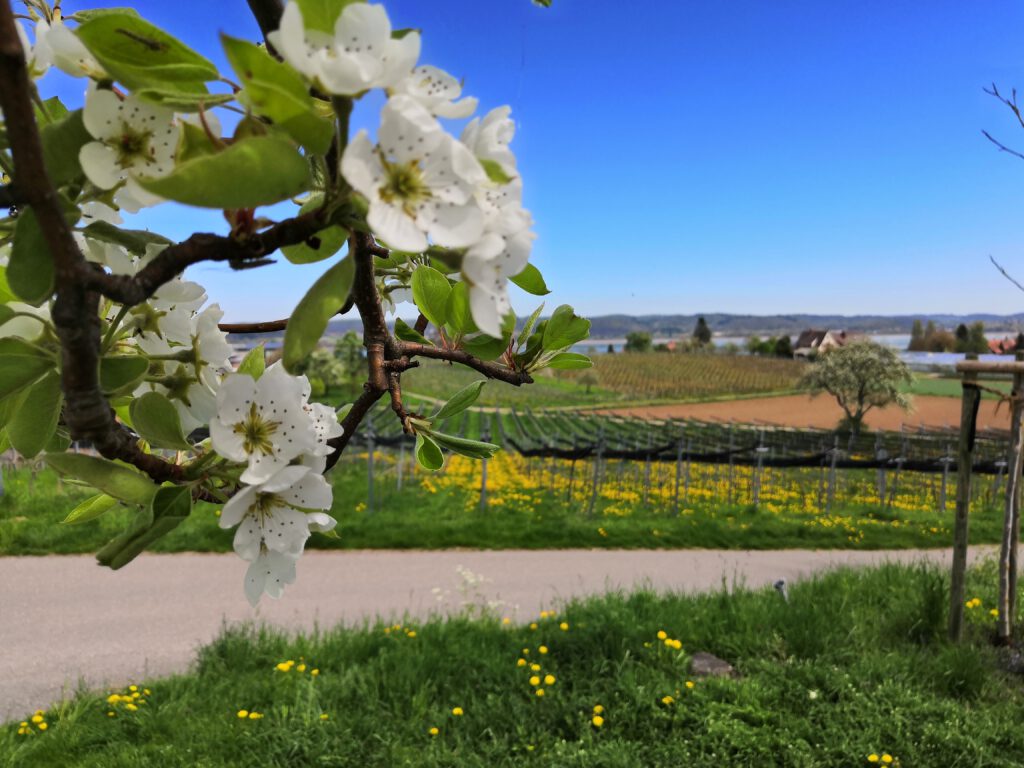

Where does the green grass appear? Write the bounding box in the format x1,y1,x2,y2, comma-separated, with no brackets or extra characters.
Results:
0,461,1006,556
905,375,1011,400
5,563,1024,766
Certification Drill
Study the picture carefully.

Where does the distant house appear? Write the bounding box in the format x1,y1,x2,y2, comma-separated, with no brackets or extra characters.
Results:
988,337,1018,355
794,329,857,358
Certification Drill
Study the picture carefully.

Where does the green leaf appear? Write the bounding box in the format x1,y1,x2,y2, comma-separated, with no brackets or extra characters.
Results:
517,303,545,349
98,484,192,569
70,8,141,22
7,371,62,459
221,34,335,154
100,355,150,395
34,96,70,126
445,281,477,335
0,338,53,400
433,380,486,421
237,344,266,380
282,256,356,373
83,222,173,256
134,86,233,112
509,263,550,296
44,452,158,505
76,12,218,91
0,304,15,329
542,304,591,351
462,333,510,361
129,391,192,450
9,208,54,306
40,108,92,187
62,493,119,525
0,268,16,303
426,431,500,460
479,158,515,185
281,196,349,264
294,0,363,33
547,352,593,370
394,317,431,346
411,266,451,329
137,135,311,209
414,432,444,471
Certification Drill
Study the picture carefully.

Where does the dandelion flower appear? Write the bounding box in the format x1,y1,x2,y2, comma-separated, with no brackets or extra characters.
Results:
544,674,555,685
529,676,541,686
452,707,464,716
429,726,439,736
868,755,879,764
592,715,604,727
36,723,48,731
31,715,43,724
657,630,667,640
559,622,569,631
539,646,548,655
535,688,545,697
881,756,893,765
237,710,249,719
593,705,604,714
530,663,541,672
517,659,527,667
319,714,329,721
685,681,695,690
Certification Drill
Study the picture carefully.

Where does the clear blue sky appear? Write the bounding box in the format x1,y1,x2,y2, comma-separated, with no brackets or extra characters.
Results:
37,0,1024,321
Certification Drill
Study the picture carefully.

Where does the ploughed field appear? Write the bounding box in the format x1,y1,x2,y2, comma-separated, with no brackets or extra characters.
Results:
599,394,1011,432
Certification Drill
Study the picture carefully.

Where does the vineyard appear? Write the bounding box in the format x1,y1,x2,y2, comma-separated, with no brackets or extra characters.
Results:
398,353,804,407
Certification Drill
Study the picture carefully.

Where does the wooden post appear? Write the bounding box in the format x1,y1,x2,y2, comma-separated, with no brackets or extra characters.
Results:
998,357,1024,643
826,435,839,514
586,430,605,518
673,437,683,516
949,368,982,642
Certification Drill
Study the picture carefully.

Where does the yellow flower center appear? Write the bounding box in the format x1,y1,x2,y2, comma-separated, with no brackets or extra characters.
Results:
233,401,280,456
379,158,430,216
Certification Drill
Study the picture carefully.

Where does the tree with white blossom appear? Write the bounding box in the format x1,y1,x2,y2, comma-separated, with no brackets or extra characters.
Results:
0,0,590,605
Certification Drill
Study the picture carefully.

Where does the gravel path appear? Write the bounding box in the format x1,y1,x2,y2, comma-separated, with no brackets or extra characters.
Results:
0,547,992,721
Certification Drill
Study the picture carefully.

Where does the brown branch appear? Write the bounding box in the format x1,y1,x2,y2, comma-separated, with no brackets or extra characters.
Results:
983,84,1024,161
220,319,290,333
397,341,534,386
86,211,326,308
0,2,185,484
414,312,429,334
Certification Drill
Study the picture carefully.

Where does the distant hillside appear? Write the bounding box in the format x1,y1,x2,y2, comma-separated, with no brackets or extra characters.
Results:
227,313,1024,345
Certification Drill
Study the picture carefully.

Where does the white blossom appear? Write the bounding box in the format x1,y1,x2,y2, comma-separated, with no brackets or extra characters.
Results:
341,95,485,252
34,20,105,79
461,106,517,175
15,21,49,78
79,85,178,207
210,363,318,484
269,2,420,96
393,65,477,119
243,548,297,606
462,229,534,337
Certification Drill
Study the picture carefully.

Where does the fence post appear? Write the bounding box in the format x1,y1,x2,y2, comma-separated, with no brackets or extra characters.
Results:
998,356,1024,643
587,429,605,519
826,435,839,514
949,366,982,642
643,433,652,506
479,425,490,512
727,422,735,506
673,436,684,516
753,430,767,509
366,419,375,516
875,433,887,504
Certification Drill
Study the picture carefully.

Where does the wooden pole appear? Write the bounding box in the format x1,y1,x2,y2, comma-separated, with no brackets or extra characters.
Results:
997,356,1024,643
949,367,982,642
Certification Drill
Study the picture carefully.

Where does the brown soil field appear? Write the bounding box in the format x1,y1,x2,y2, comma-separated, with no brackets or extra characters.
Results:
597,394,1011,431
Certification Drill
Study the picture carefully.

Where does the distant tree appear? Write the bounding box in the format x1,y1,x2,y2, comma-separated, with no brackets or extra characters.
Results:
966,321,989,354
606,343,615,354
773,335,793,358
293,348,345,389
925,329,956,353
954,323,970,352
579,370,600,394
692,316,712,346
1016,332,1024,352
799,340,913,437
624,331,652,353
908,320,925,352
334,331,365,393
719,342,741,356
653,343,671,352
745,336,763,355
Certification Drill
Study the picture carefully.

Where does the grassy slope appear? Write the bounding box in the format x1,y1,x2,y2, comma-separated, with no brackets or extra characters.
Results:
0,464,1005,557
4,563,1023,766
906,375,1011,400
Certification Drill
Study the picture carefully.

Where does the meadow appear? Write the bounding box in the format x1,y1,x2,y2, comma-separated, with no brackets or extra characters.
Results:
4,562,1023,766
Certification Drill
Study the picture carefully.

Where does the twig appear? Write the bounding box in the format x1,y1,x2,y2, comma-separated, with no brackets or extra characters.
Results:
990,254,1024,294
397,341,534,387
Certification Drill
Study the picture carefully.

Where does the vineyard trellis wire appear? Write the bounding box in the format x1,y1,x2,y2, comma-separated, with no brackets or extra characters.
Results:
338,400,1014,517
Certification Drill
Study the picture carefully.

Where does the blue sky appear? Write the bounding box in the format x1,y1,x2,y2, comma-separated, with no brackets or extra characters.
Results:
36,0,1024,320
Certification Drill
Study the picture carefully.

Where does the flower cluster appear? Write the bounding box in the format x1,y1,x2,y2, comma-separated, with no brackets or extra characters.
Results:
268,1,535,337
274,657,320,675
210,363,342,605
106,684,150,716
15,711,49,736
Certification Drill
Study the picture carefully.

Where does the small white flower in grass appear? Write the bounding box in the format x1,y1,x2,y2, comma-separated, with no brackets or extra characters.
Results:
342,95,485,252
269,2,420,96
393,65,478,119
34,20,105,79
244,548,297,606
79,85,178,205
220,464,334,560
211,363,318,484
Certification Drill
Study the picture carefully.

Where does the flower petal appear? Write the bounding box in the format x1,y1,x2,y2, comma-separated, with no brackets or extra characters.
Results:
79,141,123,190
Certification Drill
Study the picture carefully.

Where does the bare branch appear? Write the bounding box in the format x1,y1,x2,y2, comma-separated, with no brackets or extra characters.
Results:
982,129,1024,162
397,341,534,386
990,254,1024,294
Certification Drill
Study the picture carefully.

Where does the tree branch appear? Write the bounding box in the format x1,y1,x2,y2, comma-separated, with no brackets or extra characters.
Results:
397,341,534,386
0,182,21,208
990,254,1024,294
0,1,185,484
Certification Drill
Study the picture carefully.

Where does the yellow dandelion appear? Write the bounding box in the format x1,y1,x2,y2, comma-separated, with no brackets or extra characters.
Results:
867,755,879,764
657,630,667,640
451,707,464,716
297,664,307,672
319,714,329,721
36,722,48,731
249,712,263,720
311,669,320,677
539,646,549,655
529,623,538,631
661,695,675,705
31,715,43,724
544,674,556,685
530,663,541,672
881,756,893,765
529,675,541,686
237,709,249,719
429,726,439,736
592,715,604,727
517,658,527,667
685,681,695,689
535,688,545,697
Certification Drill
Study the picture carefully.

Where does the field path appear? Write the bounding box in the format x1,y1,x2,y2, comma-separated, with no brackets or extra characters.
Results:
598,394,1010,431
0,547,995,721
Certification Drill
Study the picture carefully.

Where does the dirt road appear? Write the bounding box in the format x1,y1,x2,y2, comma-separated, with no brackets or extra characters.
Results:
598,394,1009,431
0,547,993,722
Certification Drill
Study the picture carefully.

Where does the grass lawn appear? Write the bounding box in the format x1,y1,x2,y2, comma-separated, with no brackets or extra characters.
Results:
0,458,1005,556
906,375,1011,400
4,563,1024,766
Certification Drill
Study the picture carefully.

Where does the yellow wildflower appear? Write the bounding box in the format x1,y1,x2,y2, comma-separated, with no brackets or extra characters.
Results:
237,710,249,719
592,715,604,727
452,707,464,716
429,727,439,736
544,674,556,685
